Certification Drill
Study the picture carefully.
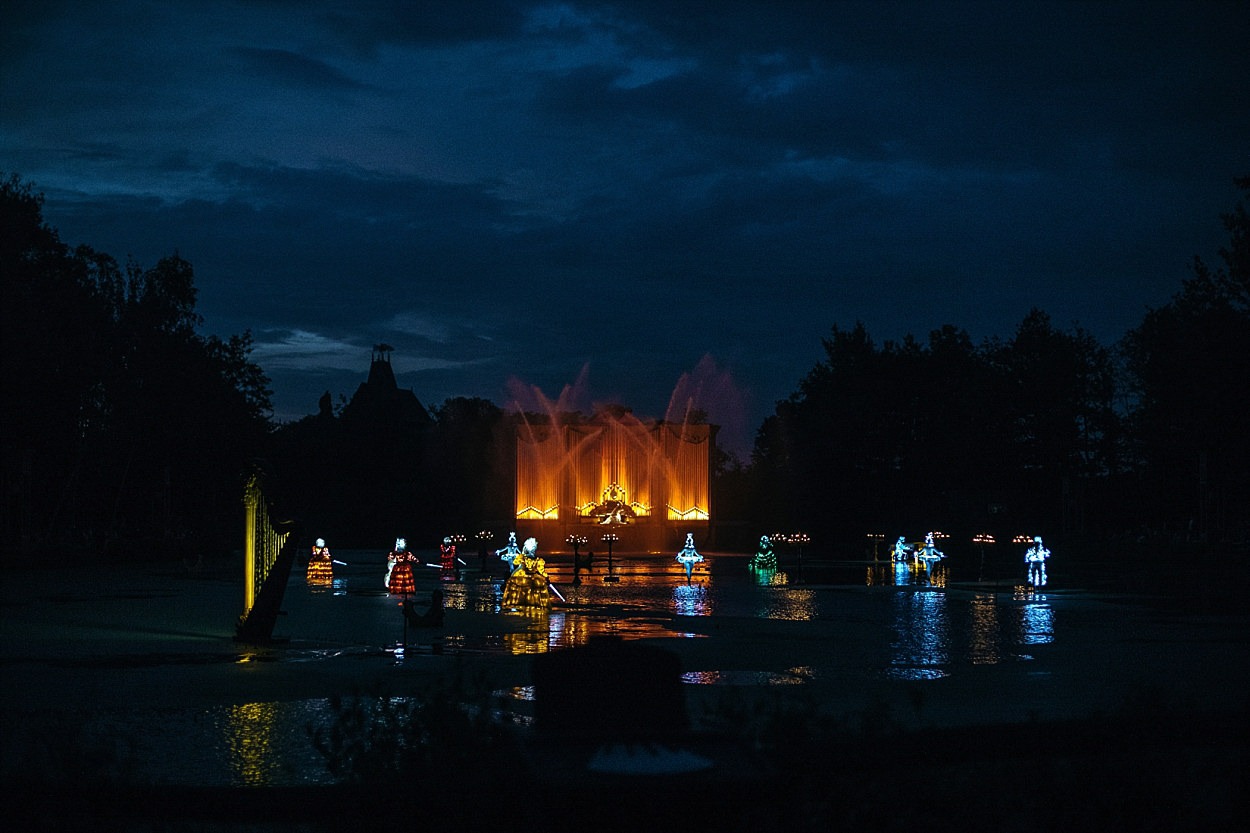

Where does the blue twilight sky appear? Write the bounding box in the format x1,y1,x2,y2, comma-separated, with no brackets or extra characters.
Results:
3,0,1248,459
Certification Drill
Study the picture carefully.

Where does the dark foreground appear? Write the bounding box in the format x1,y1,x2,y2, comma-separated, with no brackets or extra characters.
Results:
3,552,1247,831
9,709,1245,832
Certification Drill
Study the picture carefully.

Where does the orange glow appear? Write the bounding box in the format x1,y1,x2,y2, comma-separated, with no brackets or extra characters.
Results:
514,410,712,527
516,504,560,520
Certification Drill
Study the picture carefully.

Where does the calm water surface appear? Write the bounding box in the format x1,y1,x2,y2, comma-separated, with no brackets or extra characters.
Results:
10,551,1217,787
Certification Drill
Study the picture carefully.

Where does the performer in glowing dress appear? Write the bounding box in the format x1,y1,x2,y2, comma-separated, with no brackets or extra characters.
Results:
439,536,458,580
386,537,417,595
496,531,522,574
1025,535,1050,587
306,537,334,586
917,531,945,576
675,532,704,584
892,536,914,563
749,534,777,571
501,537,551,610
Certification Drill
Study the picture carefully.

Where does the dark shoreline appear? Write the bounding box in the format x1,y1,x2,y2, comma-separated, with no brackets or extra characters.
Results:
9,708,1245,831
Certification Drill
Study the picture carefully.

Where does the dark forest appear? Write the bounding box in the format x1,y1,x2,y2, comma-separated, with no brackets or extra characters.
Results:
3,173,1247,563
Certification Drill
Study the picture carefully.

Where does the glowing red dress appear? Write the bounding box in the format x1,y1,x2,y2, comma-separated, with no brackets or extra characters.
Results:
439,542,457,580
387,550,416,595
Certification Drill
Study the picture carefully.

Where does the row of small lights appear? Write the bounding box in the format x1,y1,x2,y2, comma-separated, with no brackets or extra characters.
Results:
867,532,1038,544
565,533,624,544
457,529,1027,546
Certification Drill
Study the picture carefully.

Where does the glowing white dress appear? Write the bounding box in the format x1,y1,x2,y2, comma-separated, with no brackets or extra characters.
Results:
675,533,704,583
1025,538,1050,587
496,532,522,573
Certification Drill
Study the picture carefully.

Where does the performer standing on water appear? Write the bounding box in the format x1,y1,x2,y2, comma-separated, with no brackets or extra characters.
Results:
307,537,334,586
496,531,522,574
675,532,704,584
892,536,914,563
917,532,945,577
501,537,551,610
386,537,416,595
439,536,458,581
1025,536,1050,587
750,534,777,571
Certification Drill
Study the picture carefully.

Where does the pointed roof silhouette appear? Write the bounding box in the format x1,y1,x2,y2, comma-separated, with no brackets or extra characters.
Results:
339,345,432,427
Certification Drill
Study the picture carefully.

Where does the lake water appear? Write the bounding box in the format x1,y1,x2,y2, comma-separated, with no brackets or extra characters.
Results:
3,549,1244,788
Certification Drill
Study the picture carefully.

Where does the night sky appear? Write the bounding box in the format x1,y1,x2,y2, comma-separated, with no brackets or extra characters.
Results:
3,1,1247,458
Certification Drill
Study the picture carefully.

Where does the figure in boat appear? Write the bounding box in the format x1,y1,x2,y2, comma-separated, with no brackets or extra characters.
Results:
588,482,637,526
749,534,777,571
439,536,459,580
1025,535,1050,587
386,537,417,595
307,537,334,586
675,532,704,584
501,537,551,611
892,536,914,563
496,531,522,573
916,532,945,575
402,587,445,629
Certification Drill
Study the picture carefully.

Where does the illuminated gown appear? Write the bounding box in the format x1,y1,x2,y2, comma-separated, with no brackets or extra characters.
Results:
917,533,944,574
439,542,458,580
675,535,703,582
501,553,550,610
388,550,417,595
749,540,777,571
496,533,522,573
306,544,334,586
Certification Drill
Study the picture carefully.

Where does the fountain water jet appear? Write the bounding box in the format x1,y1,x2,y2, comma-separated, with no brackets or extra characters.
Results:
505,361,736,553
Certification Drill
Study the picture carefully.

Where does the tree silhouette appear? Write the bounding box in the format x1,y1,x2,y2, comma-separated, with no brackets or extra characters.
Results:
1,174,272,560
1119,178,1250,541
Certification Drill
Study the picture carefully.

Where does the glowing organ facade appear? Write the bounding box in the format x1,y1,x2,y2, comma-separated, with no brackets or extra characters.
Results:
513,409,714,552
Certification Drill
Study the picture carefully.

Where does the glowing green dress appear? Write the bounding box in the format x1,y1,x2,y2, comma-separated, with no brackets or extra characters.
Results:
749,537,777,571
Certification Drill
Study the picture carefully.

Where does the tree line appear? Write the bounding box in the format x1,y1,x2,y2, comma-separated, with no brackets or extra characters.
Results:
3,173,1246,562
741,177,1249,553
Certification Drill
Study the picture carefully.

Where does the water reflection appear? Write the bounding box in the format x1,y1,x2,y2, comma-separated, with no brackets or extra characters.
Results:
548,610,594,649
681,667,815,686
865,560,946,588
752,567,790,586
866,561,912,586
503,630,551,655
225,702,278,786
672,583,710,616
286,555,1059,680
756,588,817,621
969,593,1002,665
1013,587,1055,646
888,589,951,680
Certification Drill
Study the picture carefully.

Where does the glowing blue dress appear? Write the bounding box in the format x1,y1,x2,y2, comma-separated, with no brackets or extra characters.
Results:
675,533,704,583
496,532,522,573
917,532,945,574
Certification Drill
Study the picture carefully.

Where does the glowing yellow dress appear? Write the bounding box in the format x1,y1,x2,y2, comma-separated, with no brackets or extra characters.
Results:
501,552,550,610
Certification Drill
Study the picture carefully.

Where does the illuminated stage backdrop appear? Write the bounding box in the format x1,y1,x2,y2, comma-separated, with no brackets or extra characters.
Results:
513,409,715,553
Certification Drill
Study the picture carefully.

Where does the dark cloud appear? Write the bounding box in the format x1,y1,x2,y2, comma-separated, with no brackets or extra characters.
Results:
3,0,1247,458
230,48,376,92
